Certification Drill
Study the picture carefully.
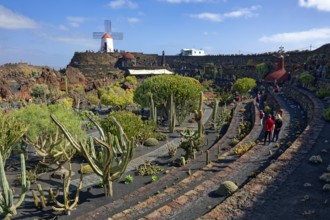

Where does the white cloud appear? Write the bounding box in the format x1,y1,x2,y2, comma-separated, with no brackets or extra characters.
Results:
108,0,138,9
190,5,260,22
190,13,223,22
224,5,260,18
164,0,210,3
127,17,141,23
59,25,69,31
299,0,330,12
259,27,330,43
0,5,38,29
66,16,87,28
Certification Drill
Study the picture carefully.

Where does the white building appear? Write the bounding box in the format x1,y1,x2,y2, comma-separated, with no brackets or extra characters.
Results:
100,33,114,52
180,48,206,56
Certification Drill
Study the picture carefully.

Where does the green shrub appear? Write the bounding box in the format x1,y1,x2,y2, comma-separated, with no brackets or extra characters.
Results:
320,173,330,183
309,155,323,164
316,88,330,99
124,175,134,184
137,160,163,176
143,138,159,147
215,180,238,196
80,164,94,174
155,132,168,141
323,107,330,122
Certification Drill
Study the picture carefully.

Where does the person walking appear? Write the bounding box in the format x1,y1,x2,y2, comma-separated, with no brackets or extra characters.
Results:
259,110,264,126
264,114,274,145
272,114,283,142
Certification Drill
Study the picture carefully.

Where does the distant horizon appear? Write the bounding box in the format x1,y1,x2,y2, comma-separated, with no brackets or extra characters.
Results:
1,1,330,69
1,42,329,71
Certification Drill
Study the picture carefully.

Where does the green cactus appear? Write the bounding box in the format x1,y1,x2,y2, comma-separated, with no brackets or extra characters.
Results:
194,92,204,138
31,184,59,209
215,180,238,196
0,153,30,219
149,94,157,124
179,129,204,160
49,163,82,215
211,99,219,129
168,93,176,133
51,115,133,197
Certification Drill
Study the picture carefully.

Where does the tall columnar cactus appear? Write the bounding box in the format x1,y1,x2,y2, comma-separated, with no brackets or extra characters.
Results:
149,94,157,124
0,153,30,220
49,163,82,215
169,93,176,133
194,91,204,138
51,115,133,197
211,99,219,129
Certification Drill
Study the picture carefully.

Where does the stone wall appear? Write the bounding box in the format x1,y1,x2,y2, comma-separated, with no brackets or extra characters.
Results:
316,78,330,90
283,86,315,122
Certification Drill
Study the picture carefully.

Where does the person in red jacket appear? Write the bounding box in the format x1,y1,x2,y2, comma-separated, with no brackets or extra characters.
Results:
264,114,275,145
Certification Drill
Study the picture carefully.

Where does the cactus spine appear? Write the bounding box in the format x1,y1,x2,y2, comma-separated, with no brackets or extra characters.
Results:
149,94,157,124
0,153,30,219
169,93,176,133
49,163,82,215
194,92,204,138
51,115,133,197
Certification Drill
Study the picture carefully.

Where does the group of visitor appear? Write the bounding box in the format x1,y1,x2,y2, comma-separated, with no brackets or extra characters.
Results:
255,82,284,145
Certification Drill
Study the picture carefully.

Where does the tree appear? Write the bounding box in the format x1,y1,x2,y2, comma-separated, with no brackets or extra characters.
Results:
255,63,269,81
30,83,50,100
13,104,86,164
99,86,134,109
0,111,27,163
134,75,202,123
232,77,256,95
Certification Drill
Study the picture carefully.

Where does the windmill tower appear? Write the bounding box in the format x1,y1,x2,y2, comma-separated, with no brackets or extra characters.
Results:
93,20,123,53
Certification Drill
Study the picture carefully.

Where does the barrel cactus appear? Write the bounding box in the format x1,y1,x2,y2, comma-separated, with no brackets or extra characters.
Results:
143,138,159,147
215,180,238,196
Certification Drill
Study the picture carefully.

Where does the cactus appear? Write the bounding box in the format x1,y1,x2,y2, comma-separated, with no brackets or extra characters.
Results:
51,115,133,197
31,184,59,209
0,153,30,219
206,150,210,165
215,180,238,196
168,93,176,133
211,99,219,129
49,163,82,215
149,94,157,124
180,156,186,166
194,92,204,138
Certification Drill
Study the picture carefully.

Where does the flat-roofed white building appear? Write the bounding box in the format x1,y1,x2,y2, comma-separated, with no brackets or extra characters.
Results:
180,48,206,56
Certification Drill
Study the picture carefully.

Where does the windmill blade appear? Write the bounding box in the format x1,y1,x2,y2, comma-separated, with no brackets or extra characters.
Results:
104,20,112,33
111,32,123,40
93,32,104,39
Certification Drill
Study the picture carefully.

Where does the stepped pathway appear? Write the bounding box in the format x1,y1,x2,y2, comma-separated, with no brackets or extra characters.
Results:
73,100,269,220
76,91,313,220
199,88,324,220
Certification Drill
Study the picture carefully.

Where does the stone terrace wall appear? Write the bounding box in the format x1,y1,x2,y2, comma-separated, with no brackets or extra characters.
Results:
283,86,315,123
316,78,330,90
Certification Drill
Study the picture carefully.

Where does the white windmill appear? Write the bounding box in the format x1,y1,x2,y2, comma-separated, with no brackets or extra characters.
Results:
93,20,123,53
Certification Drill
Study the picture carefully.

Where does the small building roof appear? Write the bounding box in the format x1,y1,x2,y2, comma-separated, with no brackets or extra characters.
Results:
128,69,173,75
123,52,134,59
102,33,112,39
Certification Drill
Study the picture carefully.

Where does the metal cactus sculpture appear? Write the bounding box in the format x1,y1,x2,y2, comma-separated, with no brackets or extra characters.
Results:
168,93,176,133
49,163,83,215
194,91,204,138
0,153,30,219
51,115,134,197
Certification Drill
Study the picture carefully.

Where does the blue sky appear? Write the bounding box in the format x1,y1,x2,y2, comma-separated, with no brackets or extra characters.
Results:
1,0,330,69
